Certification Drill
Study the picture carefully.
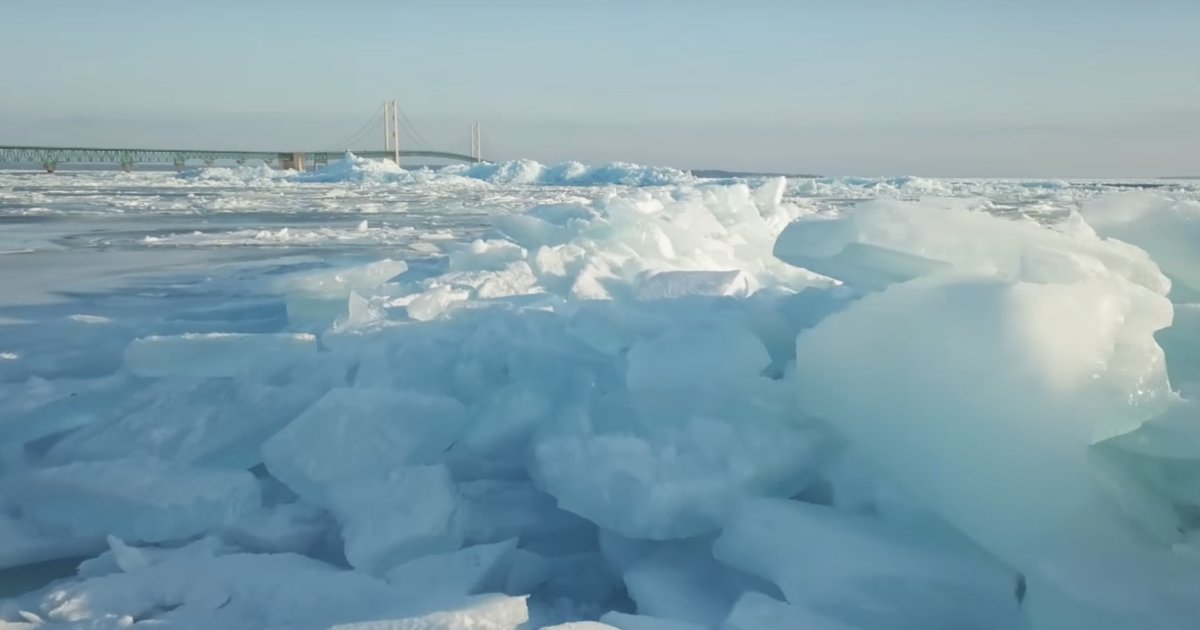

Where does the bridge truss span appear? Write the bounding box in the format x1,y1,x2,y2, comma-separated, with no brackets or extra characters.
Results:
0,145,483,173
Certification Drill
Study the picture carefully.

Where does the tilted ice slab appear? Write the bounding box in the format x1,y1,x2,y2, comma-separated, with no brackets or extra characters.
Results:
455,480,595,555
720,592,860,630
4,459,260,543
0,514,103,571
0,374,134,447
1157,303,1200,396
324,464,462,576
383,538,517,605
713,498,1024,629
48,378,318,470
123,332,318,378
262,387,467,504
621,541,781,628
598,611,705,630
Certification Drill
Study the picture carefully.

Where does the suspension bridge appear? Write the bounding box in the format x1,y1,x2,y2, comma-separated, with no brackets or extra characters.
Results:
0,100,486,173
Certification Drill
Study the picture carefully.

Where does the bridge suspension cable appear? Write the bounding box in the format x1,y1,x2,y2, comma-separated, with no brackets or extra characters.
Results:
395,106,434,151
326,102,386,151
323,101,443,154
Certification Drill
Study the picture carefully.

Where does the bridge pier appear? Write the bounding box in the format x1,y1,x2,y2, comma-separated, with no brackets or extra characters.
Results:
278,152,306,171
42,161,56,174
121,161,133,173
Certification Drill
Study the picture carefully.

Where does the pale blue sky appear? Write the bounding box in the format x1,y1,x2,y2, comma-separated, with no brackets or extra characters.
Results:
2,1,1198,177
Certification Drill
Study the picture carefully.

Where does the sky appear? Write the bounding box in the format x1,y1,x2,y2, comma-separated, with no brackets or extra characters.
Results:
2,0,1198,177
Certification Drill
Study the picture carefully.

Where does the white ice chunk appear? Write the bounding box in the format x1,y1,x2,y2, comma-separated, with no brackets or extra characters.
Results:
334,291,386,331
75,535,231,579
123,332,317,378
449,239,527,272
262,388,467,503
773,199,1170,294
431,262,543,300
20,551,410,628
106,536,150,573
713,498,1022,629
599,611,705,630
325,465,461,576
384,538,517,603
634,270,756,300
540,623,618,630
5,459,260,543
328,595,528,630
752,177,786,212
1081,192,1200,297
625,324,770,393
406,285,471,321
791,273,1200,627
494,215,573,249
477,261,542,299
534,381,824,540
281,259,408,325
281,259,408,298
721,592,859,630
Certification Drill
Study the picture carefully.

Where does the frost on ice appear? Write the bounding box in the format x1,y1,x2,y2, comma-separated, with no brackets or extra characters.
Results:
3,162,1200,629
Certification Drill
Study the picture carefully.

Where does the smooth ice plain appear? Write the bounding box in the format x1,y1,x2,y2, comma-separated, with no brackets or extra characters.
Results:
2,156,1200,629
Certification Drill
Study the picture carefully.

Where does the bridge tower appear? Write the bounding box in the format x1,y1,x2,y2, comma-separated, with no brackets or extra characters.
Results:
470,123,482,162
383,99,400,164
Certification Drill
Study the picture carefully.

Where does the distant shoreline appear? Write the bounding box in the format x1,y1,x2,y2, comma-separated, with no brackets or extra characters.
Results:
689,169,821,179
0,161,1194,181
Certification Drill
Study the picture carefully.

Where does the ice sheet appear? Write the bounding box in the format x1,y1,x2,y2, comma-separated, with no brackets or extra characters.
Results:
5,165,1200,630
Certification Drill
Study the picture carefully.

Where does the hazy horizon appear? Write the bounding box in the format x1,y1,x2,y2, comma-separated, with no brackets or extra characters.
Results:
3,1,1198,178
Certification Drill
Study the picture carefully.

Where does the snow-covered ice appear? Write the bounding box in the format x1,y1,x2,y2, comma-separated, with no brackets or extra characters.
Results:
2,157,1200,628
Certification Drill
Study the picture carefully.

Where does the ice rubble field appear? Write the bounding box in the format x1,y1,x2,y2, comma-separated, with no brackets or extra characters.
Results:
1,155,1200,629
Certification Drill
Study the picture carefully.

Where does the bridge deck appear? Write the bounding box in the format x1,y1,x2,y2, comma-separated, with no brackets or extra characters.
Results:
0,145,482,170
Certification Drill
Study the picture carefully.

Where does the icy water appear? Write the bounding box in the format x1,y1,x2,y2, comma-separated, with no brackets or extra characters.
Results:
1,159,1200,629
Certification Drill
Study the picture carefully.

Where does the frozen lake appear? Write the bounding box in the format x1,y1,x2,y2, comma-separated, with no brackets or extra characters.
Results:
1,158,1199,629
